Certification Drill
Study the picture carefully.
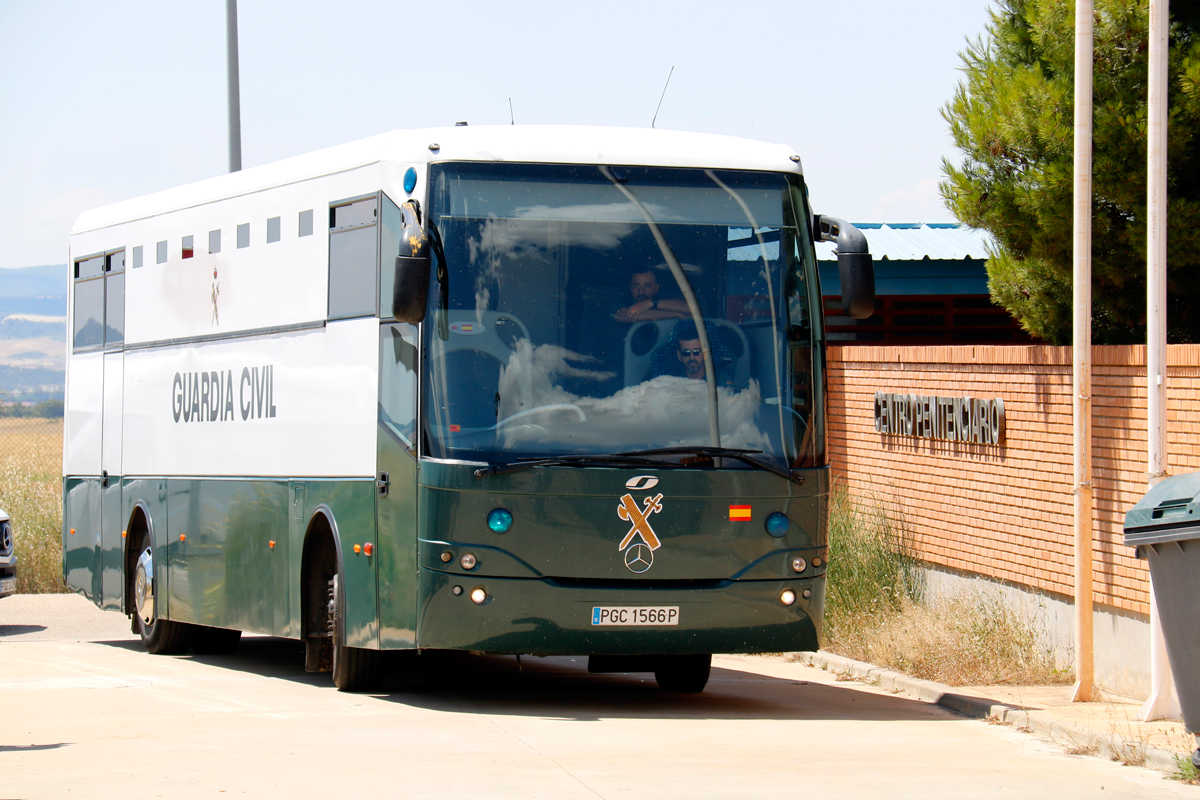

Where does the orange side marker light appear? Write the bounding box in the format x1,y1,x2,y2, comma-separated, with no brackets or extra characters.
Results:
69,528,76,536
121,530,127,539
268,540,276,550
179,533,187,542
353,544,362,554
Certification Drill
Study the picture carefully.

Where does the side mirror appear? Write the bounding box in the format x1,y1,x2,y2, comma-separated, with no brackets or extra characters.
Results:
814,215,875,319
392,254,430,322
391,201,431,323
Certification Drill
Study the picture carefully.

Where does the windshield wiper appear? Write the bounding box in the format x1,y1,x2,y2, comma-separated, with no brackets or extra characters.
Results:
474,447,803,485
614,446,804,486
473,453,668,479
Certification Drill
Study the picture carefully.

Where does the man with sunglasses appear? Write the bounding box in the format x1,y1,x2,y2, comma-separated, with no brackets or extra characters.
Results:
674,320,705,380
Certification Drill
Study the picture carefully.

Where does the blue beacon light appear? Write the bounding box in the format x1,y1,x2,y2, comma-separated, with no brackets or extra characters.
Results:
765,512,790,537
403,167,418,194
487,508,513,533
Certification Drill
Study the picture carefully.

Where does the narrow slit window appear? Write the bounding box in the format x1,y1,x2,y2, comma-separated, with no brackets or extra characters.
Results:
182,235,194,259
132,245,143,269
237,223,250,248
299,209,314,237
209,229,221,254
267,216,281,243
156,240,168,264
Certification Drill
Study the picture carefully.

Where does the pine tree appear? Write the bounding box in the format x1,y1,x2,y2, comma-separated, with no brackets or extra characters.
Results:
940,0,1200,344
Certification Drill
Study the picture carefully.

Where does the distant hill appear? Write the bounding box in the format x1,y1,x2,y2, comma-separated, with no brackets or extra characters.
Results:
0,265,67,318
0,265,67,402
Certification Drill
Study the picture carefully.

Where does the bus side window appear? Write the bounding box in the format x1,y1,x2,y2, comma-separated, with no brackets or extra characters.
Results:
328,194,379,320
104,250,124,348
380,323,418,453
72,255,105,351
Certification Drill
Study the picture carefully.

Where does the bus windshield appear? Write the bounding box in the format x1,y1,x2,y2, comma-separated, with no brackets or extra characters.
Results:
421,162,822,470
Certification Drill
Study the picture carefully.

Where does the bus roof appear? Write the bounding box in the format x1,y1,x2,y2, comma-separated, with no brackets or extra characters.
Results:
71,125,803,235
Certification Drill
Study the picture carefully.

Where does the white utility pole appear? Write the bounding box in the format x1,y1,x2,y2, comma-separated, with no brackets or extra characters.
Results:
1141,0,1182,723
226,0,242,172
1072,0,1095,704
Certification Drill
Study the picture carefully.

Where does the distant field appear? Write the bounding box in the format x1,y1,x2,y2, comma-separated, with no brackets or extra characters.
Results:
0,417,65,592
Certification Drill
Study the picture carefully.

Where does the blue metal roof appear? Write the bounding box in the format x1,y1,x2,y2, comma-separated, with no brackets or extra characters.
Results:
814,222,992,261
816,223,993,296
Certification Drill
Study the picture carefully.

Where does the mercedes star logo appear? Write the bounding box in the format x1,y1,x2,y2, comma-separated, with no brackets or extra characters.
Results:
623,543,654,574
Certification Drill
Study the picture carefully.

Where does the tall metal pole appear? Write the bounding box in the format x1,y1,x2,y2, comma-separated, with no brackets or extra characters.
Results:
1071,0,1095,703
226,0,242,173
1141,0,1181,723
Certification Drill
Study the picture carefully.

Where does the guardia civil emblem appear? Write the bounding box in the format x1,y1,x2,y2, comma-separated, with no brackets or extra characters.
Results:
617,476,663,574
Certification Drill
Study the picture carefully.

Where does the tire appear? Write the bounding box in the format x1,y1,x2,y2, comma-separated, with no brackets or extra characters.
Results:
329,572,378,691
191,625,242,654
654,654,712,693
130,533,191,655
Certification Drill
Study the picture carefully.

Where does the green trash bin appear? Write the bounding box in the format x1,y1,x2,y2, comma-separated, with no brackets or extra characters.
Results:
1124,473,1200,752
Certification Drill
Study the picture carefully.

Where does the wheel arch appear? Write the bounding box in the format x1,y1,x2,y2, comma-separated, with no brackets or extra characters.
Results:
123,502,154,616
300,504,343,643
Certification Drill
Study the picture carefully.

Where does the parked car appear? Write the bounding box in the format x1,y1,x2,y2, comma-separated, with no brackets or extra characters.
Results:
0,508,15,597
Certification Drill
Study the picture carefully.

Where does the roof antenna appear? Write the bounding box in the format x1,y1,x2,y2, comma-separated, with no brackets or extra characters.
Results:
651,65,675,129
508,97,515,125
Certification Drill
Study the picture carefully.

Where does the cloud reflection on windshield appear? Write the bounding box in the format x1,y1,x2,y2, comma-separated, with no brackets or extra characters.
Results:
496,339,770,452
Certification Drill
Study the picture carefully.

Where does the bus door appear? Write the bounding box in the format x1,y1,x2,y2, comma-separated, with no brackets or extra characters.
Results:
99,251,125,610
375,322,419,647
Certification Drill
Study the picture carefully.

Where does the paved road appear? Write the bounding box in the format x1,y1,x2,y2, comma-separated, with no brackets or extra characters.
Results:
0,594,1190,799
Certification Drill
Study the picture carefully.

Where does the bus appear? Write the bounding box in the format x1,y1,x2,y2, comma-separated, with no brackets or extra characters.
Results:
62,125,873,691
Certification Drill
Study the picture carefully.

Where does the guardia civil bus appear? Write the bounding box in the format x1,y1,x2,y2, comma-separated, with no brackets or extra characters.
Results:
63,125,873,691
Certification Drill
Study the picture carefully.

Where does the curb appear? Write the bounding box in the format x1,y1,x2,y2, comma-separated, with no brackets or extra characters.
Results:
795,650,1188,775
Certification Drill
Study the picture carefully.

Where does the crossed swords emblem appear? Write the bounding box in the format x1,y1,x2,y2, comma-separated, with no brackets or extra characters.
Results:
617,492,664,551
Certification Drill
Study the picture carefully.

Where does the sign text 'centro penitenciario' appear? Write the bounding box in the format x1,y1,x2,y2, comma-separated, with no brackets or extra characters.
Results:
874,391,1004,445
172,365,277,423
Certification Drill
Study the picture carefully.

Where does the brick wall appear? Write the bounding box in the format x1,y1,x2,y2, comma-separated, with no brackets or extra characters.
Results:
827,344,1200,617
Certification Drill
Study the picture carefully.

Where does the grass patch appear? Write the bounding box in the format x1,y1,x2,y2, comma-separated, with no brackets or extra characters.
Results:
821,486,1068,686
1172,753,1199,784
0,417,66,593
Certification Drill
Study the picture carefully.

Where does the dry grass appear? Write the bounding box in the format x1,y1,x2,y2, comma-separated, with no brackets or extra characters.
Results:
821,486,1069,687
827,593,1069,686
0,417,66,592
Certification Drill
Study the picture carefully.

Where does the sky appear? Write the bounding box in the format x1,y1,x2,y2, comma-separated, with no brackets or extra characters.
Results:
0,0,994,270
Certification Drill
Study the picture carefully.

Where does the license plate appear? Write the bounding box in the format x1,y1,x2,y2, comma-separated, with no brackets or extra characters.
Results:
591,606,679,626
0,577,15,595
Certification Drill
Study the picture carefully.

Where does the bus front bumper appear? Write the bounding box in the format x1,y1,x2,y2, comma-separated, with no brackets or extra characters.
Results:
415,572,823,655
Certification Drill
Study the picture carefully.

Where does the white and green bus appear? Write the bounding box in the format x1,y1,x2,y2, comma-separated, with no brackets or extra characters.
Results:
63,125,873,691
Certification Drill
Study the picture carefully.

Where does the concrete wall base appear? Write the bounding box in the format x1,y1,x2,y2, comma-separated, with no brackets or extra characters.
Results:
918,564,1156,701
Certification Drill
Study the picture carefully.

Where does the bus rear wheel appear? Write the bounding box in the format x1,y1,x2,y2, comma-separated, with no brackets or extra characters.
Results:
130,533,191,654
329,572,379,691
654,654,711,693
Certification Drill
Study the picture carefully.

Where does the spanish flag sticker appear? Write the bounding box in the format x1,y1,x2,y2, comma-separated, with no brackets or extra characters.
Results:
729,505,752,522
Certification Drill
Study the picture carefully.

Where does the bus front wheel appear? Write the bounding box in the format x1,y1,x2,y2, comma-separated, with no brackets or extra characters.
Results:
130,534,191,654
329,572,378,691
654,654,711,693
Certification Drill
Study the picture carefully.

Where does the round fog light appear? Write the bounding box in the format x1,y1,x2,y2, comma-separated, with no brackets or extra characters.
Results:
779,589,796,606
470,587,488,605
791,557,807,573
765,512,790,537
460,553,477,570
487,508,513,533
